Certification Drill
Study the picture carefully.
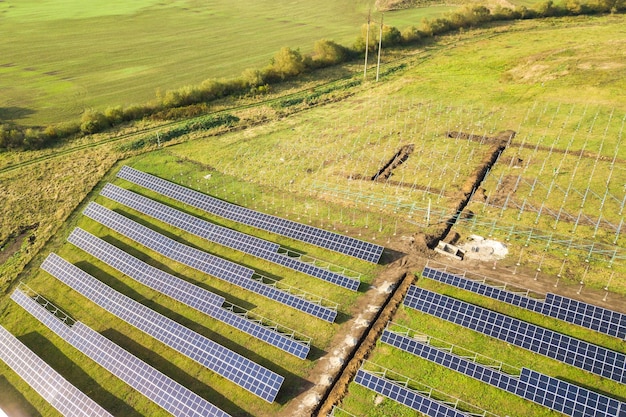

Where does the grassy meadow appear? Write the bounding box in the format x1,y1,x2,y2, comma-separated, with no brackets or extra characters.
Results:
1,6,626,417
0,0,468,127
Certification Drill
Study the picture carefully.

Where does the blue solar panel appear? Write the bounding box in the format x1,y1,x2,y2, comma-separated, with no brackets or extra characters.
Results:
381,329,626,417
101,183,279,253
100,183,360,291
354,369,468,417
10,289,230,417
518,368,624,417
0,324,113,417
381,330,519,391
41,253,284,403
423,267,626,340
404,286,626,384
68,228,310,359
83,202,337,322
116,166,384,263
422,267,544,312
542,293,626,339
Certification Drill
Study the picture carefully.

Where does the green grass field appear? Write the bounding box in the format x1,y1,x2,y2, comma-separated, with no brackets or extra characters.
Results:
0,0,464,127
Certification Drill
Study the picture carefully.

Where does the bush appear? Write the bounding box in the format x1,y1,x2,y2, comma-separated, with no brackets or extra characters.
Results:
311,39,349,67
80,110,109,134
267,47,306,80
401,26,421,44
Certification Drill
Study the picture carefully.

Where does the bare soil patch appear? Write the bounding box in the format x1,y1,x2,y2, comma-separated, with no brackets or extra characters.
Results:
0,223,38,264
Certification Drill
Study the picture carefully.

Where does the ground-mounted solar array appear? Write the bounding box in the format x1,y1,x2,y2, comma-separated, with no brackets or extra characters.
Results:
68,227,311,359
422,266,626,339
116,166,385,263
83,202,338,322
10,288,231,417
339,270,626,417
41,253,285,403
404,285,626,383
381,328,626,417
100,182,360,291
0,160,386,416
0,324,113,417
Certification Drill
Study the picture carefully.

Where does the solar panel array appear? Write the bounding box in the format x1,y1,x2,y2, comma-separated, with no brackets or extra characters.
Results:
83,202,337,322
10,289,231,417
354,369,468,417
100,183,359,291
0,324,113,417
41,253,284,403
404,286,626,384
117,166,384,263
422,267,626,339
68,227,310,359
381,329,626,417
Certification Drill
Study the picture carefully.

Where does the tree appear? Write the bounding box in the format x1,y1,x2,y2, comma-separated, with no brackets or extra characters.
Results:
80,110,109,134
269,47,306,79
381,25,402,46
312,39,347,66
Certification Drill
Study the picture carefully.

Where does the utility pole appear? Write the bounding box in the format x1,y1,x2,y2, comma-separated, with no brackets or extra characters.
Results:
376,13,384,82
363,9,371,80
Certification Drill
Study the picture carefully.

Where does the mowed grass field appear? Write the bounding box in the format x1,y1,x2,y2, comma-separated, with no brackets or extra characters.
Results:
0,0,464,127
1,11,626,417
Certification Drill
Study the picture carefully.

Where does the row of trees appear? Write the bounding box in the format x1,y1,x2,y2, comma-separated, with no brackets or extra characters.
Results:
1,0,624,151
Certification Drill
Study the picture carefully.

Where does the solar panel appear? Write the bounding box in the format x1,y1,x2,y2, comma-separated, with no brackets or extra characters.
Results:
101,183,280,253
68,227,310,359
41,253,284,403
116,166,384,263
381,330,519,391
422,267,626,340
10,289,230,417
404,286,626,384
354,369,468,417
422,267,544,312
542,293,626,339
518,368,624,417
100,183,360,291
381,329,626,417
83,202,337,322
0,324,113,417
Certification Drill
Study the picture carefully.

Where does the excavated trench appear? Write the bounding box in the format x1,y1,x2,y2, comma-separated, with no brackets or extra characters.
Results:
429,130,515,248
371,144,414,181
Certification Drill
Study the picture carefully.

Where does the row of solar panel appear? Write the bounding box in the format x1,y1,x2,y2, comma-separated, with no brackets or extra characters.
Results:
422,267,626,339
404,286,626,384
117,165,384,263
68,227,310,359
84,202,338,323
354,369,468,417
381,329,626,417
100,183,360,291
41,253,284,403
10,289,231,417
0,324,114,417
